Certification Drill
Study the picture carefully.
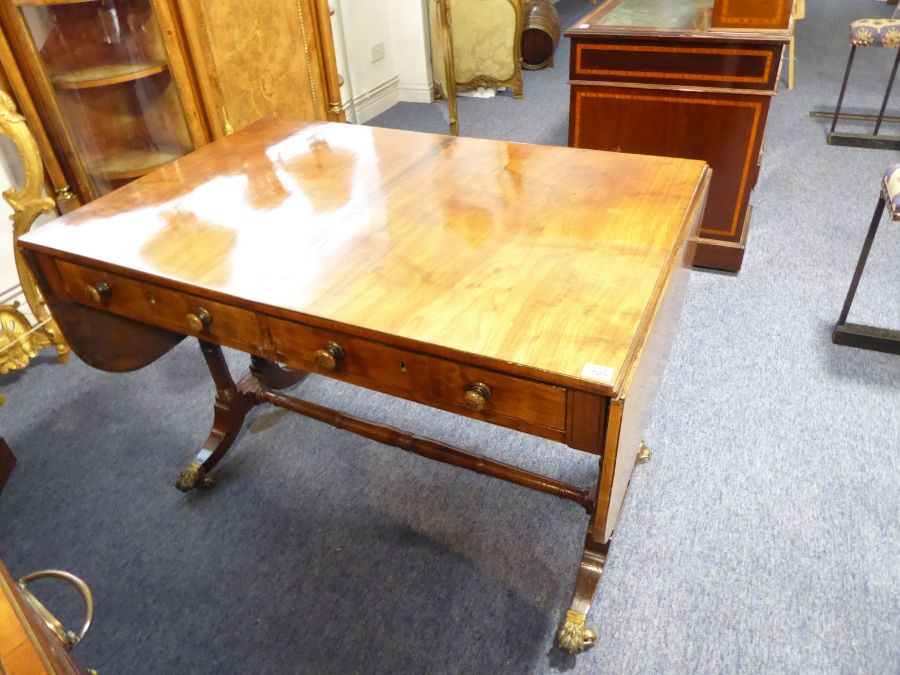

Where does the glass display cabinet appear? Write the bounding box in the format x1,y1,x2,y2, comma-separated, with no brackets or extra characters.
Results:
1,0,205,202
0,0,344,209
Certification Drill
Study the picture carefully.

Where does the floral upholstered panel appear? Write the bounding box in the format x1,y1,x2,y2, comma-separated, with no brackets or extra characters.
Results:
449,0,521,91
850,19,900,48
882,164,900,222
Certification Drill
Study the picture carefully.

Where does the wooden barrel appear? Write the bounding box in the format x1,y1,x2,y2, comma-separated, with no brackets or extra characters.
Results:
521,0,561,70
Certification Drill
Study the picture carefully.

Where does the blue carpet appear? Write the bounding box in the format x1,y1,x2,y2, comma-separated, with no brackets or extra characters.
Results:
1,0,898,672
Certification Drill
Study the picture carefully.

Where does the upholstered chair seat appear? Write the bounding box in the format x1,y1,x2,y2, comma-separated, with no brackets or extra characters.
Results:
828,19,900,148
882,163,900,220
850,19,900,48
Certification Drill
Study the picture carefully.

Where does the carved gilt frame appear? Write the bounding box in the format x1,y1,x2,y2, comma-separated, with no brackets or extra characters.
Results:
0,89,68,387
433,0,460,135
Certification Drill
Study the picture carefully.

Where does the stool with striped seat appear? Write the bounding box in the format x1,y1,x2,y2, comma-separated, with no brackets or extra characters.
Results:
832,164,900,354
827,19,900,150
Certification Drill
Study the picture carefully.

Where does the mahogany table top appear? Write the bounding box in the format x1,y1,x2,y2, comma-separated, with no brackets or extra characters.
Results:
20,119,708,396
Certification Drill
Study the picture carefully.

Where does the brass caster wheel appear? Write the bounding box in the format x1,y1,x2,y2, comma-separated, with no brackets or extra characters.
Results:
175,461,214,491
557,610,597,654
637,442,653,464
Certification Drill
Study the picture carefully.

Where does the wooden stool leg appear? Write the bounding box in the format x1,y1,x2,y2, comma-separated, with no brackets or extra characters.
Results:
557,530,610,654
175,340,258,491
830,46,857,137
834,196,885,332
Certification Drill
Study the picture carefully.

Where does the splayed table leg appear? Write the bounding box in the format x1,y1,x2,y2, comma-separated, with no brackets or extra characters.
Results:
557,531,610,654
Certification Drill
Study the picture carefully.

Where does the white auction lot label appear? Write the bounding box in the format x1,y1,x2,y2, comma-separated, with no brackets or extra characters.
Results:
581,363,615,382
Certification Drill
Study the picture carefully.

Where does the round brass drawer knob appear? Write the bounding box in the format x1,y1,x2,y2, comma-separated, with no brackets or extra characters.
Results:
464,382,492,411
84,281,111,303
314,341,345,371
186,307,212,332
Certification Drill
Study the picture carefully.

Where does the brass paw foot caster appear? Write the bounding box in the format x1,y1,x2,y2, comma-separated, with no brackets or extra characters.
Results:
175,461,215,491
557,609,597,654
638,441,653,464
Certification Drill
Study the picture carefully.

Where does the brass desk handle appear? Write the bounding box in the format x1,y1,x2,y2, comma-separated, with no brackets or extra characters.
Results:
314,341,345,370
186,307,212,332
464,382,492,411
17,569,94,649
84,281,111,303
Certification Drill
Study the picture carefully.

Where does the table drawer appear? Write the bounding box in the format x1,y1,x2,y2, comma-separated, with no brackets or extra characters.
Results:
571,39,782,91
268,317,567,433
54,259,265,352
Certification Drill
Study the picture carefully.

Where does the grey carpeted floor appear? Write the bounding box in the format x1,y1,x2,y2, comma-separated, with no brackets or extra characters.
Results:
1,0,898,672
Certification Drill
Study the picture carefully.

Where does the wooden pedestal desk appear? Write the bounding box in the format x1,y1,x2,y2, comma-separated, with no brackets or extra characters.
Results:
19,119,710,655
567,0,790,272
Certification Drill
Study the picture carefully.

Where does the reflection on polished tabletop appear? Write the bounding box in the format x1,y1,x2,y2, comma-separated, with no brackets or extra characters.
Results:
22,118,707,396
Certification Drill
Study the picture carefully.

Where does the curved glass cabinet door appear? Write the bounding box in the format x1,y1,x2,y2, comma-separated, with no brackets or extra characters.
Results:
12,0,198,200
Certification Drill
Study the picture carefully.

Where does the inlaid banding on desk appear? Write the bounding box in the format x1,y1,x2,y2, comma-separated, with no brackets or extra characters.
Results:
570,88,762,240
574,42,779,89
712,0,791,28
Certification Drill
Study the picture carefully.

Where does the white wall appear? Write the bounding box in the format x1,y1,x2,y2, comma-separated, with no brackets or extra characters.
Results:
0,136,57,325
0,139,26,319
389,0,434,104
332,0,433,124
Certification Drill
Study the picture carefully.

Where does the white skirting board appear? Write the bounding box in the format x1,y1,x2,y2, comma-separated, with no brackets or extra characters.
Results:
348,75,400,124
399,81,435,104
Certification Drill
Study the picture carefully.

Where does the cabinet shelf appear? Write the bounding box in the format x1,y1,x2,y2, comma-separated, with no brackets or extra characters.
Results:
86,147,184,181
51,62,169,90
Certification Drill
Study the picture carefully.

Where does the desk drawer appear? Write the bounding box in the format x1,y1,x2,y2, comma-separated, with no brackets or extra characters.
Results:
268,318,567,434
571,39,782,91
55,259,265,352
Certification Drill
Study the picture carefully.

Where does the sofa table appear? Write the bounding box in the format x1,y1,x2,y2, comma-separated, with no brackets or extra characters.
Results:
19,119,710,654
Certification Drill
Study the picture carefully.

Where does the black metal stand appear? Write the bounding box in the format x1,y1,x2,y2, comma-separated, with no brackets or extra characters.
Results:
822,46,900,150
810,111,900,124
832,196,900,355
